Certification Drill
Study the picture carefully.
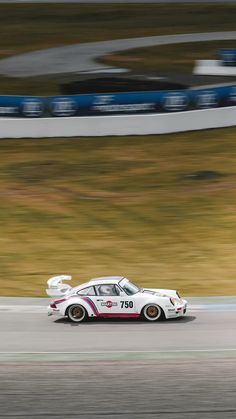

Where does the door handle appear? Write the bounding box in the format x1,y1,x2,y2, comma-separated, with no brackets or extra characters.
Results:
96,299,103,302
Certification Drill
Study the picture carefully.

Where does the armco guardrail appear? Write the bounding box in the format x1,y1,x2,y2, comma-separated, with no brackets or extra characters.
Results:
1,106,236,138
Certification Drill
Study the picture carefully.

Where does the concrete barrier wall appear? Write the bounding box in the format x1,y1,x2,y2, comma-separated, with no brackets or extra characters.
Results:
0,106,236,138
194,60,236,76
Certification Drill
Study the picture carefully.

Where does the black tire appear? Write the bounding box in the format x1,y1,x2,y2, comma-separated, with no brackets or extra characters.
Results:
66,304,87,323
142,304,164,322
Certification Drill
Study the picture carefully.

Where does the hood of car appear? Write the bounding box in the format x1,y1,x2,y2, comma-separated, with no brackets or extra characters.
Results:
142,288,179,298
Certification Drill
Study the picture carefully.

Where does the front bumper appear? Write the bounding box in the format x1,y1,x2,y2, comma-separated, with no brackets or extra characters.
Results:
166,299,187,319
175,304,187,316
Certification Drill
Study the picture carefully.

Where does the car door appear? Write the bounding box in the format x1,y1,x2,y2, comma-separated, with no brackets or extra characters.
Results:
94,283,136,315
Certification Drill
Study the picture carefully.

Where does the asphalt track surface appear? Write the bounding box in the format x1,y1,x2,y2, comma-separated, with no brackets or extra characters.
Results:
0,304,236,353
0,298,235,418
1,31,236,77
1,305,236,419
1,359,236,419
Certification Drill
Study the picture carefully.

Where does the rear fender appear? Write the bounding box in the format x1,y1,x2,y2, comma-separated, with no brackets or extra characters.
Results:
64,295,98,318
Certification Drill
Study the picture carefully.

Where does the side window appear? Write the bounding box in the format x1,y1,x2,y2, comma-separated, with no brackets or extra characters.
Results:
95,284,120,296
77,286,96,296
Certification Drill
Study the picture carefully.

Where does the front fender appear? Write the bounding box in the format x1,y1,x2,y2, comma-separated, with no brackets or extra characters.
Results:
139,295,171,319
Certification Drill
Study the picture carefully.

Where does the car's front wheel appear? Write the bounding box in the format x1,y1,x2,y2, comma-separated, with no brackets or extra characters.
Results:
142,304,164,321
67,304,87,323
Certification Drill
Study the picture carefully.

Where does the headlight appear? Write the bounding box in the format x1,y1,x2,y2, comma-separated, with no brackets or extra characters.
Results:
169,297,176,306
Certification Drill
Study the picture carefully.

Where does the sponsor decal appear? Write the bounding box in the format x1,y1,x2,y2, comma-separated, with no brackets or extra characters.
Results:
101,300,118,308
196,90,218,109
92,103,155,113
220,49,236,66
21,98,44,117
223,52,235,64
91,94,155,113
162,92,188,112
50,97,77,117
93,95,113,105
229,87,236,103
0,106,18,115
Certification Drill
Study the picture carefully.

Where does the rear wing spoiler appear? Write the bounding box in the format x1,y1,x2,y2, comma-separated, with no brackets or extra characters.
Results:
46,275,72,298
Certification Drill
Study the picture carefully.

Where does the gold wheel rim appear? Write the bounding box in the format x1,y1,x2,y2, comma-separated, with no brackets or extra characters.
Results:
71,306,84,319
146,306,159,318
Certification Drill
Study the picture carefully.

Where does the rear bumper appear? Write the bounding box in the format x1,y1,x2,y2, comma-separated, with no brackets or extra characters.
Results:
47,304,60,317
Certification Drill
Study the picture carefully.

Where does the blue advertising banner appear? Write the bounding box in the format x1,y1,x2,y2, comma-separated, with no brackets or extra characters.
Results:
48,86,236,116
48,90,190,117
0,84,236,118
189,85,235,109
48,92,160,116
0,96,45,117
218,49,236,66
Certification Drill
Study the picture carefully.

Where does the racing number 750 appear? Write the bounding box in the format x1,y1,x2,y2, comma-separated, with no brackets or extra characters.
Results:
120,301,133,309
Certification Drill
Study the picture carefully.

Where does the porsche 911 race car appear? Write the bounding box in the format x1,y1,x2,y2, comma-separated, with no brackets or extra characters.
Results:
46,275,187,323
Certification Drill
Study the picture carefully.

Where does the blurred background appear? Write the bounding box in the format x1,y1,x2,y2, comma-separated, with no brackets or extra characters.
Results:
1,3,236,419
0,2,236,298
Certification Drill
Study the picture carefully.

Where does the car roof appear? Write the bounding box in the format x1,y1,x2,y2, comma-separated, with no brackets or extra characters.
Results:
88,276,125,286
73,276,126,292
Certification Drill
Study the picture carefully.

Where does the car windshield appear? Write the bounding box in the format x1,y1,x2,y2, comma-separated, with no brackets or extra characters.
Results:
120,279,140,295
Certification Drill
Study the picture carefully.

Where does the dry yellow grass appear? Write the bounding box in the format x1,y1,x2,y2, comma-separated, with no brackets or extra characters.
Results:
101,41,236,74
0,5,236,296
1,129,236,297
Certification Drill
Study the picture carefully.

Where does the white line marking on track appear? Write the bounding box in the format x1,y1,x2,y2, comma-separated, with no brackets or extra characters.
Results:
1,349,236,361
1,349,236,354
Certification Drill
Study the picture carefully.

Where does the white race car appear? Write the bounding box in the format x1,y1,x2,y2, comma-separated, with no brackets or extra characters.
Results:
46,275,187,323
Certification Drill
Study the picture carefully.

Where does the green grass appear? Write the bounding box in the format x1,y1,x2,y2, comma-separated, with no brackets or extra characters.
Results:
0,3,236,94
101,40,236,74
1,128,236,297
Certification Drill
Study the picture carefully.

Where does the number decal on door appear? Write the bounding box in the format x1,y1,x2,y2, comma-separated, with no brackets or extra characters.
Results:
120,301,133,309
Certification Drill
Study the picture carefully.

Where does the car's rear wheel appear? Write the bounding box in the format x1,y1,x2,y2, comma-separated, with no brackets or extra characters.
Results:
67,304,87,323
142,304,163,321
